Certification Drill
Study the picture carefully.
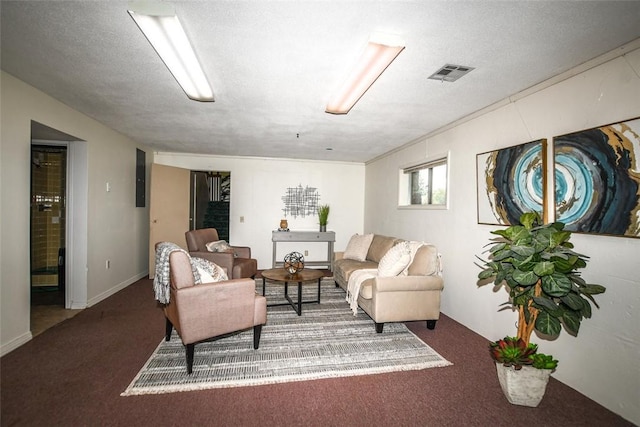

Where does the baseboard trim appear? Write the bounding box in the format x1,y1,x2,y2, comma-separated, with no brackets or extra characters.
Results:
1,272,149,355
0,331,33,357
86,271,149,308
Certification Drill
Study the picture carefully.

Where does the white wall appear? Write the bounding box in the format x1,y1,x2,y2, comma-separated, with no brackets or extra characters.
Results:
364,48,640,424
153,153,365,269
0,72,151,355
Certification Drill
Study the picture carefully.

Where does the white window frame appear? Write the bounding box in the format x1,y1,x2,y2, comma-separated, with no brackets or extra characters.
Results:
398,152,450,210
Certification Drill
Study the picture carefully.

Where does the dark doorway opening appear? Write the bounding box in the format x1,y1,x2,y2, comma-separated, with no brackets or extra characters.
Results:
190,171,230,240
30,145,67,307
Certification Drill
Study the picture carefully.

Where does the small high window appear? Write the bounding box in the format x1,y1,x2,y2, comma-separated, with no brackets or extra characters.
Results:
398,155,448,208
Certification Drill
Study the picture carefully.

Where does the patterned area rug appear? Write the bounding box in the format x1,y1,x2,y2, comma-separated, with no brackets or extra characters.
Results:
122,278,452,396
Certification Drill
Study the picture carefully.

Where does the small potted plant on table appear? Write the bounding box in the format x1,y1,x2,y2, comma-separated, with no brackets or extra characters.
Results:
318,204,330,232
476,211,605,407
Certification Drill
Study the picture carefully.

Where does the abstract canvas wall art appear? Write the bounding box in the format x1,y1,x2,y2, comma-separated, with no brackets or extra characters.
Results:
477,139,547,225
554,118,640,238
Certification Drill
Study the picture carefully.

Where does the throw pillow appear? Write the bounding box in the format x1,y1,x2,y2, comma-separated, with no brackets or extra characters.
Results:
407,245,440,276
196,266,215,283
191,257,228,283
378,241,412,277
205,240,234,254
401,241,425,275
343,233,374,261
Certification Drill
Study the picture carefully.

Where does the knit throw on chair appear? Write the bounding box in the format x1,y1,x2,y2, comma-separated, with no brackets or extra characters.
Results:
153,242,202,304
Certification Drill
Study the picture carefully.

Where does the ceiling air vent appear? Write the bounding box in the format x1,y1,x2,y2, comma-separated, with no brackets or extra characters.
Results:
428,64,475,82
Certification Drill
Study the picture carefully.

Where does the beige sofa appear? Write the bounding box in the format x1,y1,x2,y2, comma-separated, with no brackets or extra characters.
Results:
333,234,443,333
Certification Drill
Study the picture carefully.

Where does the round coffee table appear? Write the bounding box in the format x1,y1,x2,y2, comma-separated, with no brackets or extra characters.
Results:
261,268,324,316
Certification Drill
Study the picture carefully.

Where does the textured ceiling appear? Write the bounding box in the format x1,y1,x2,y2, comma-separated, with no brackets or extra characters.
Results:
2,1,640,163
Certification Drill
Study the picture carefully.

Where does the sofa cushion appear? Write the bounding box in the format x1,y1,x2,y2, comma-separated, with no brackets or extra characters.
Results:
378,241,412,277
366,235,402,263
407,244,440,276
343,233,374,261
334,258,378,285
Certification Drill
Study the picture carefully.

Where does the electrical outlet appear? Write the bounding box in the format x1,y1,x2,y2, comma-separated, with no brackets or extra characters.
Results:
106,260,110,269
240,216,245,223
304,250,309,256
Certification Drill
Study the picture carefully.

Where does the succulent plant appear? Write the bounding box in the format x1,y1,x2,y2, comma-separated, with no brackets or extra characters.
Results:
531,353,559,370
489,336,538,370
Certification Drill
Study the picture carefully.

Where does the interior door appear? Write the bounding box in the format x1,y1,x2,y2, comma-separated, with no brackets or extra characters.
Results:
149,163,190,278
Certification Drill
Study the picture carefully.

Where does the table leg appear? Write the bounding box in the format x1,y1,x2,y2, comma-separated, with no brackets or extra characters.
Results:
317,278,321,303
262,277,266,296
297,281,302,316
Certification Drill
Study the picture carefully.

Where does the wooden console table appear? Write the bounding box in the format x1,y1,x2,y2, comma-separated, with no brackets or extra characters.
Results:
272,230,336,271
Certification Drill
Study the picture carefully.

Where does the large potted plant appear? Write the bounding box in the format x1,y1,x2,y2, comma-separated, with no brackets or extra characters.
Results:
477,211,606,406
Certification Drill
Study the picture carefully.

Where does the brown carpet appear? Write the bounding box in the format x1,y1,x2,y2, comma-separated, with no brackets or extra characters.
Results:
1,277,634,427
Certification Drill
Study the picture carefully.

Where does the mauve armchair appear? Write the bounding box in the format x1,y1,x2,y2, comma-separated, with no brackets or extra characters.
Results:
164,250,267,374
185,228,258,279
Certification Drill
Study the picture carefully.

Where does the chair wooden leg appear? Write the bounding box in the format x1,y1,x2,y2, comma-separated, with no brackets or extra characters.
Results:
186,344,195,375
253,324,263,349
426,320,437,330
375,322,384,333
165,318,173,341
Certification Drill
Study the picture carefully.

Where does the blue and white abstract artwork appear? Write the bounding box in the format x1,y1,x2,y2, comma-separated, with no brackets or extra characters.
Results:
476,139,546,225
554,118,640,238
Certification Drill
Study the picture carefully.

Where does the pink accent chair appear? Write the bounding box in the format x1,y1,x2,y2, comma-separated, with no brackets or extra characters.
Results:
164,250,267,374
185,228,258,279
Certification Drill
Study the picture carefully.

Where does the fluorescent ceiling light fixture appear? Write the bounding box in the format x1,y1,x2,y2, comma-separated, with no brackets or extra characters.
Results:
326,33,405,114
128,5,214,101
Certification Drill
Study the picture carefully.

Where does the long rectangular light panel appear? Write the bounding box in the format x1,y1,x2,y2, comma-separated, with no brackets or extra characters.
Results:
128,10,214,101
326,34,404,114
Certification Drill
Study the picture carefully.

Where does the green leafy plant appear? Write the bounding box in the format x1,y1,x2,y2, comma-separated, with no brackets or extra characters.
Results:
477,211,606,346
318,204,330,226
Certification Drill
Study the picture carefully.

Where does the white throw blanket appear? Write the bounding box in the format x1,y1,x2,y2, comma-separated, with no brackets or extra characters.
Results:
346,268,378,315
153,242,201,304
